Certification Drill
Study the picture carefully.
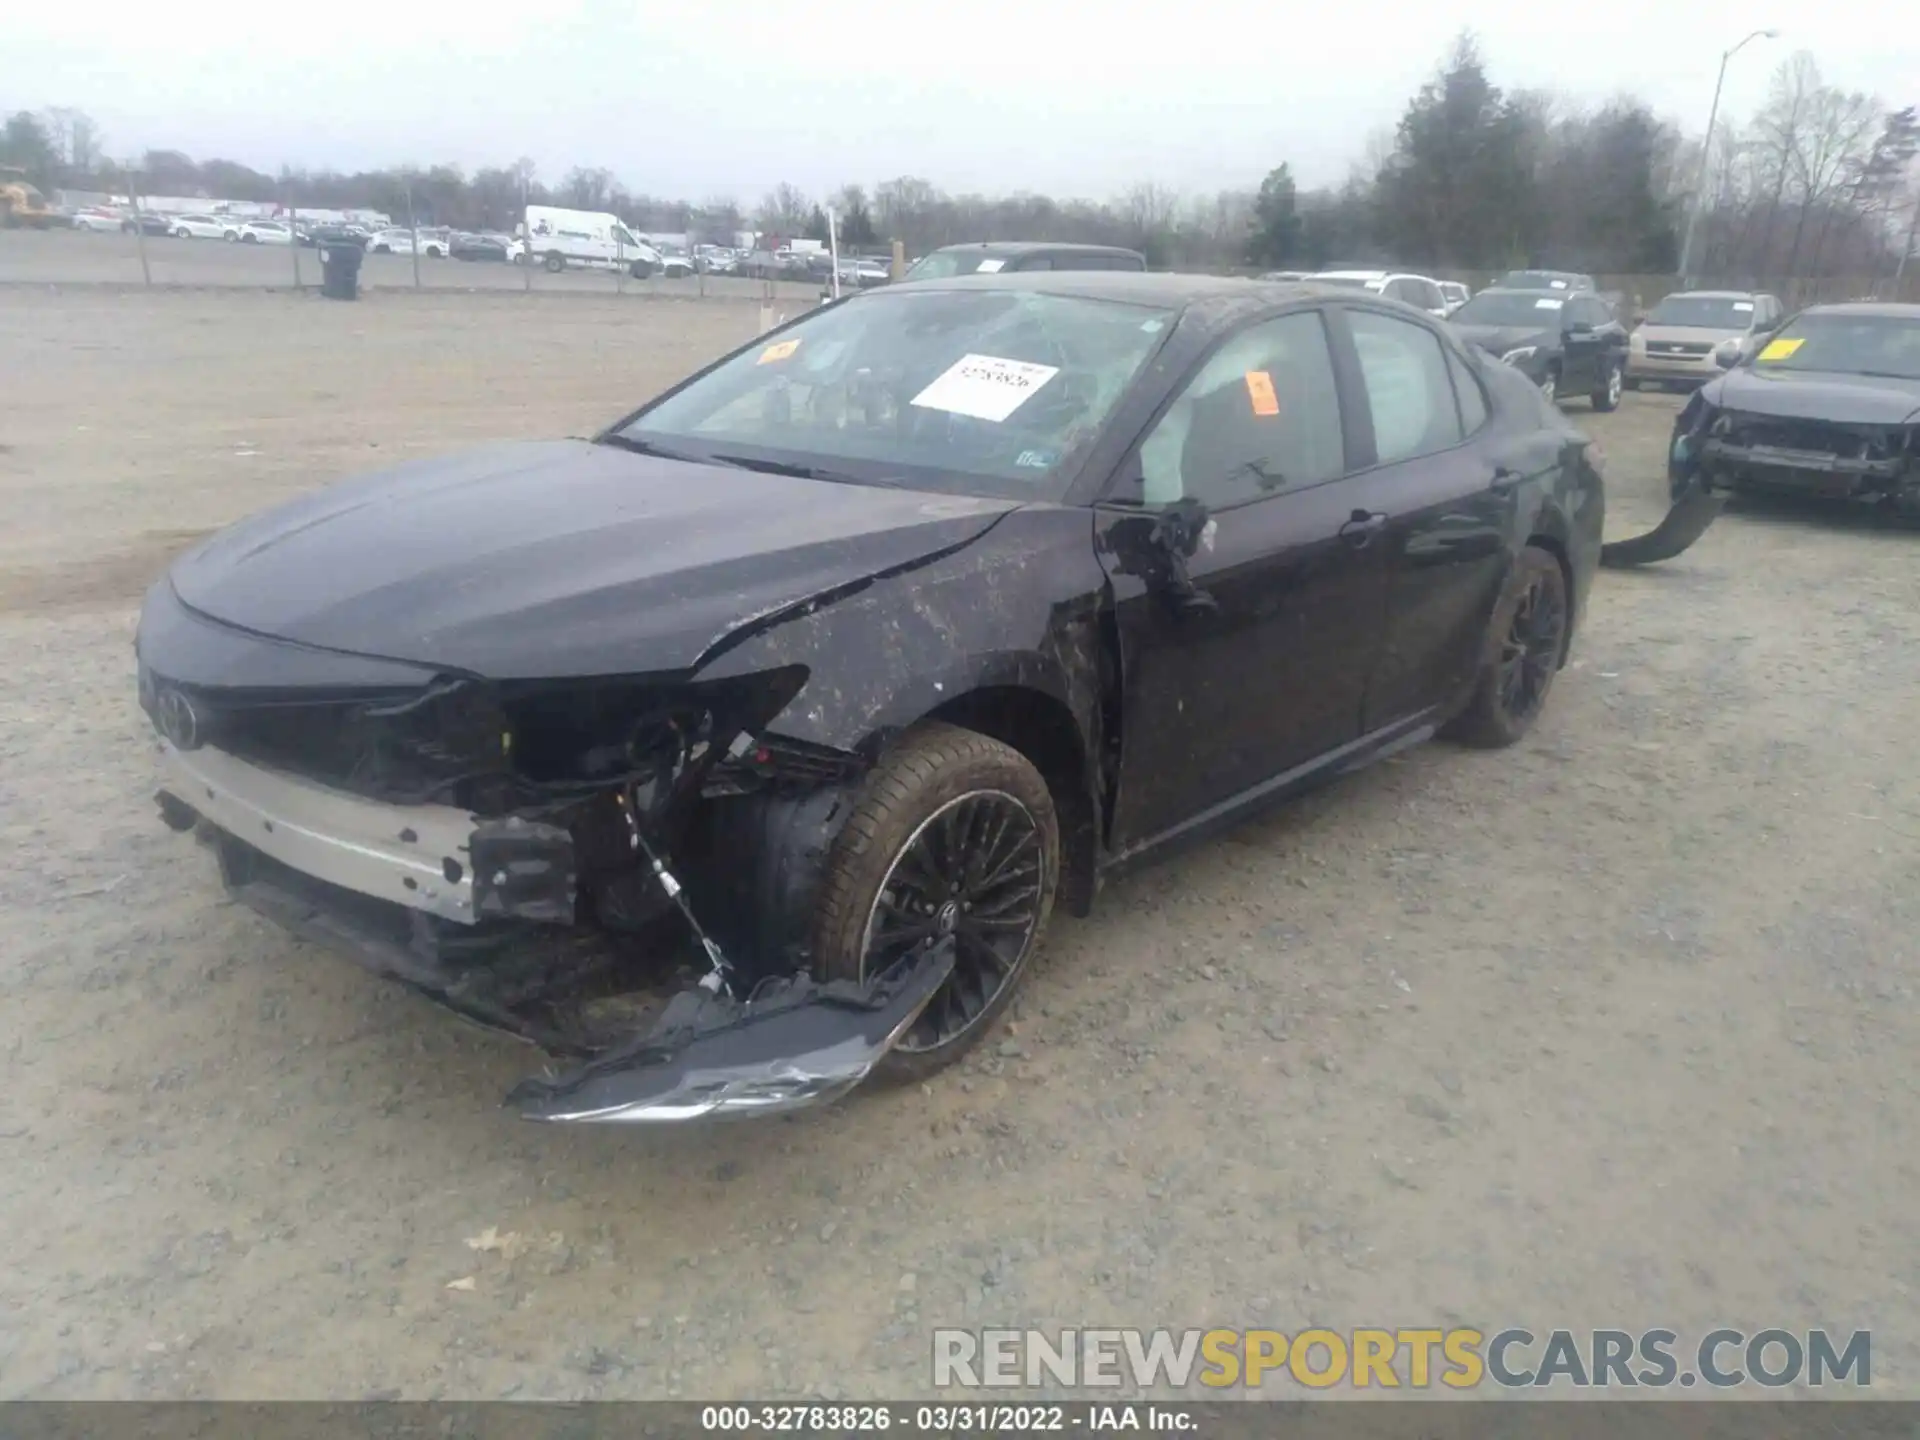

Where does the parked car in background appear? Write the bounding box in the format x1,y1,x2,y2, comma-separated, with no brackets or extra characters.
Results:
1307,270,1451,319
1668,301,1920,515
1258,270,1314,281
69,206,125,232
696,245,739,274
1438,281,1471,314
134,271,1613,1122
172,214,242,241
301,222,369,250
654,248,696,278
1627,291,1785,391
366,227,449,258
901,242,1146,281
122,211,174,236
239,220,294,245
450,231,522,262
1490,269,1596,294
1448,287,1629,409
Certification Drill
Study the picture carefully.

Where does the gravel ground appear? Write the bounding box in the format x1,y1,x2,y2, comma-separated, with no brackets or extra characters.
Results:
1,286,1916,1402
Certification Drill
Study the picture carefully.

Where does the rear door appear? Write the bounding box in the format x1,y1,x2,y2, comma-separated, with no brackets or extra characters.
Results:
1559,296,1608,392
1094,306,1396,850
1333,304,1516,729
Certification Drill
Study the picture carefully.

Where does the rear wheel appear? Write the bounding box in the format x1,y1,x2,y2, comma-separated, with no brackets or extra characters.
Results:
1539,367,1559,406
544,251,565,273
812,723,1059,1081
1442,546,1569,749
1591,359,1623,411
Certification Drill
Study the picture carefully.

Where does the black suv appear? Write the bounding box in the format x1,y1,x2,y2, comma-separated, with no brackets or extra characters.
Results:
1448,289,1630,410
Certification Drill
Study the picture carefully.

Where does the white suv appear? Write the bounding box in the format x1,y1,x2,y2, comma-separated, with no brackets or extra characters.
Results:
1309,270,1452,319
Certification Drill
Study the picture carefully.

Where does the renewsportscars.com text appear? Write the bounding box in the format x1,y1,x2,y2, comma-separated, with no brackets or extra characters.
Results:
931,1327,1871,1390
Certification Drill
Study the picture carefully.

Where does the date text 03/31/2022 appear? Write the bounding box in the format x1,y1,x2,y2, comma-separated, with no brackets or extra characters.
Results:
701,1404,1194,1432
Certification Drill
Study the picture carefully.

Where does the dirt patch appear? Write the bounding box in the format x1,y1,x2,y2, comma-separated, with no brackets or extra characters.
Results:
1,287,1916,1402
0,531,210,614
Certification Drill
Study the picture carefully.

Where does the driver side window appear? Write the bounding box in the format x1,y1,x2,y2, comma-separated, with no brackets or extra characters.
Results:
1134,311,1346,508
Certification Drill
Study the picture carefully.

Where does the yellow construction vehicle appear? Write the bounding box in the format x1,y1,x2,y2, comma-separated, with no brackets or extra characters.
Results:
0,167,56,228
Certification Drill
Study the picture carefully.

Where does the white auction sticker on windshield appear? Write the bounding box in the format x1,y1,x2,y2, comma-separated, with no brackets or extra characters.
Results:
1733,302,1754,312
1534,298,1565,310
973,258,1006,273
910,354,1060,423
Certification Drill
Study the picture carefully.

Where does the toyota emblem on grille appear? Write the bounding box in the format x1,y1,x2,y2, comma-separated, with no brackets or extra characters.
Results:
156,686,203,750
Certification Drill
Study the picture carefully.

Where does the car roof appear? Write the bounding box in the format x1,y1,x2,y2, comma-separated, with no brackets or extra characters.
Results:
927,241,1145,258
1663,289,1761,300
1315,269,1390,279
1461,288,1572,301
884,270,1421,335
1796,301,1920,320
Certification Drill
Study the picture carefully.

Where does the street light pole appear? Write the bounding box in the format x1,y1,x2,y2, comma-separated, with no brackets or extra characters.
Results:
1676,27,1779,287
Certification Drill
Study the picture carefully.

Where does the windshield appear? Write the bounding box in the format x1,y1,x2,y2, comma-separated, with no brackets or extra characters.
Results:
611,288,1174,499
1750,312,1920,380
1647,296,1756,330
1451,291,1565,327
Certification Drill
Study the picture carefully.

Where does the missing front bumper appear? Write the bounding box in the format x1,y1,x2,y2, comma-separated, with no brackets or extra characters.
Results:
157,742,948,1125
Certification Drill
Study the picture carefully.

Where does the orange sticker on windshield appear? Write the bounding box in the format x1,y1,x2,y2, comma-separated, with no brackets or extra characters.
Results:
1757,337,1804,362
757,339,801,364
1245,370,1280,416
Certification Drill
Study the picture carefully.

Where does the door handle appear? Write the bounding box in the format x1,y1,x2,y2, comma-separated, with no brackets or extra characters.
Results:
1339,509,1388,548
1490,464,1523,492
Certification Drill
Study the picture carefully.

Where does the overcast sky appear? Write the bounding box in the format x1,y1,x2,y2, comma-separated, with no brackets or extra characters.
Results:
7,0,1916,203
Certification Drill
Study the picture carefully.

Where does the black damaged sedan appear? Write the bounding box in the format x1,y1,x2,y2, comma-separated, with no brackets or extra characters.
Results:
137,273,1609,1122
1668,301,1920,515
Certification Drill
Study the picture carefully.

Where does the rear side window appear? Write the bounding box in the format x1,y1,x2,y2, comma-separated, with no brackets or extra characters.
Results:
1014,257,1054,271
1348,309,1465,464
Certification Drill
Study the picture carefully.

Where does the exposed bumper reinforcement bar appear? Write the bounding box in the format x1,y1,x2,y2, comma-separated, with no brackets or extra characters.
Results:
507,940,957,1124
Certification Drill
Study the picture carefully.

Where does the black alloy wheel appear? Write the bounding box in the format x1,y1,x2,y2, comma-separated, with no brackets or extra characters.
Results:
862,789,1046,1054
1442,545,1569,748
1497,564,1567,727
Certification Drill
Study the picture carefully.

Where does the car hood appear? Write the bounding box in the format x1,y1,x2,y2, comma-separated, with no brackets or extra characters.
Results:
1704,367,1920,425
1452,324,1554,355
1638,323,1743,346
167,439,1020,680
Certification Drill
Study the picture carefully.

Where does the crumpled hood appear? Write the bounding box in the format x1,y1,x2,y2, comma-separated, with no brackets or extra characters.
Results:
1704,367,1920,425
1453,324,1554,356
167,439,1019,679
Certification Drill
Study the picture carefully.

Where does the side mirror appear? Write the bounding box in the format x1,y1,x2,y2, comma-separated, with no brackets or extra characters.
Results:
1713,339,1742,370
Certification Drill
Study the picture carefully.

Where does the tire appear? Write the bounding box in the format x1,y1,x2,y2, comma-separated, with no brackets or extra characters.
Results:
372,243,390,254
241,233,257,243
1539,367,1559,406
544,251,565,273
174,228,190,240
812,721,1059,1081
1441,546,1570,749
1591,359,1622,412
224,231,239,242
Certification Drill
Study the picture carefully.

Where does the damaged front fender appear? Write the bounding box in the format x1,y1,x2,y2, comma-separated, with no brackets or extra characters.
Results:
508,939,955,1123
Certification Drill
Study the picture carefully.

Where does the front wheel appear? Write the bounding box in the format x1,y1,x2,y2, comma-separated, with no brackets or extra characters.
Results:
543,251,565,273
1591,359,1623,412
1539,368,1559,406
1441,546,1569,749
811,722,1059,1081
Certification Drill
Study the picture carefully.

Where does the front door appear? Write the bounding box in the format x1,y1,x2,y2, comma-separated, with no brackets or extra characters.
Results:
1094,308,1393,852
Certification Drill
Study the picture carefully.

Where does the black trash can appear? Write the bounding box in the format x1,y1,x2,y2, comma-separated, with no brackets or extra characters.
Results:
319,243,363,300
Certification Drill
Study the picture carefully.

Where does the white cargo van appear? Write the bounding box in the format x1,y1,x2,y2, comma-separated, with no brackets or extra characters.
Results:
520,205,665,275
